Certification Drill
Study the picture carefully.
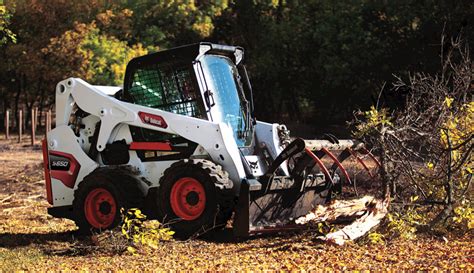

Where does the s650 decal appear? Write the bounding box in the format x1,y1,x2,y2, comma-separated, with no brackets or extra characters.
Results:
50,155,70,171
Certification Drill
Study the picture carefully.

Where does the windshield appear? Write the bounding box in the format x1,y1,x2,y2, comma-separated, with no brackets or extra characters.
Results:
200,55,252,147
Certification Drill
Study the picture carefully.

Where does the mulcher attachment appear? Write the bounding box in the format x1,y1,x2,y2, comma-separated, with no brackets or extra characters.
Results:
233,138,381,237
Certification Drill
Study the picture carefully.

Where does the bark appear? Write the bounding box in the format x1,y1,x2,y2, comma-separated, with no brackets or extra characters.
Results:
296,196,377,225
430,204,454,227
296,195,389,245
37,77,45,128
430,129,456,227
323,198,388,245
379,128,392,202
13,76,22,132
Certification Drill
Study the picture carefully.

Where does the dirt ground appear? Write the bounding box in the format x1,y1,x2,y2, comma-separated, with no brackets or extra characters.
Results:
0,135,472,270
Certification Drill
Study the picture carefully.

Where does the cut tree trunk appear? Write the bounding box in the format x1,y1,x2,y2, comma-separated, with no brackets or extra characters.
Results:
296,196,389,245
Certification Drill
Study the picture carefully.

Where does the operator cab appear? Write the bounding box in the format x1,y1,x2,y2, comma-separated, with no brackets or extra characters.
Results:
121,42,254,147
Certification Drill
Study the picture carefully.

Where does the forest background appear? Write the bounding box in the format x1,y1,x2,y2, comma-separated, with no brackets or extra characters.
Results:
1,0,472,136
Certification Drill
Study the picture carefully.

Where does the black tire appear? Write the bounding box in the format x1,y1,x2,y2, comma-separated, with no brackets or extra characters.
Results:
157,159,234,238
73,168,145,234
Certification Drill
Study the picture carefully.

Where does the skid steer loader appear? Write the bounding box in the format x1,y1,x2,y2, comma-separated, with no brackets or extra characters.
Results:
42,42,380,237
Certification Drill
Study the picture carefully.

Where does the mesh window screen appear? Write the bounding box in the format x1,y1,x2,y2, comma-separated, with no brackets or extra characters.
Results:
128,63,204,118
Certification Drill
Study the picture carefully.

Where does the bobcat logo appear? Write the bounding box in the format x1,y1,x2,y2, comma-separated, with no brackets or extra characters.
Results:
249,161,258,170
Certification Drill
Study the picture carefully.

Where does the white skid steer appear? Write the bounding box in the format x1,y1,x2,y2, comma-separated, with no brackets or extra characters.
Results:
42,43,380,237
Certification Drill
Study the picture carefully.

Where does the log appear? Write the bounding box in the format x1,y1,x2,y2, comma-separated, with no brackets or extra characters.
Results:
304,139,364,151
322,199,388,245
296,196,389,245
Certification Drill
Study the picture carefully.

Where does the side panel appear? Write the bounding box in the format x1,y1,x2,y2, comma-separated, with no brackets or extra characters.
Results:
47,126,98,206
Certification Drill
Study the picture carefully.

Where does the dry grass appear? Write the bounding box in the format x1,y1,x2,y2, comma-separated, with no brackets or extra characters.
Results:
0,135,472,270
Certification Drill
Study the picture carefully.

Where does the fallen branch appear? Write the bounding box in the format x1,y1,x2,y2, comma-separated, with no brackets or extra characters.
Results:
0,194,15,204
296,196,389,245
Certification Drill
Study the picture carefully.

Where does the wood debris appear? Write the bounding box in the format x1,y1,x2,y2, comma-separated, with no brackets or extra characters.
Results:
296,196,389,245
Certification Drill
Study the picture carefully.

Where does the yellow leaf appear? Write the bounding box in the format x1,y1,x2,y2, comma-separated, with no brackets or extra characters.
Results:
127,246,137,255
468,219,474,229
134,209,146,219
444,97,454,108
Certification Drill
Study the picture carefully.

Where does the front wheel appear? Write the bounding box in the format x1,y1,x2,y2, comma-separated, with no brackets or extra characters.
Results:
157,159,233,238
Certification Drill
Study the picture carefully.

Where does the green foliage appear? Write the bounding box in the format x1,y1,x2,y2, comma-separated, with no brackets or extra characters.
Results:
96,9,135,42
354,106,393,138
1,0,473,126
212,0,473,124
386,209,423,240
121,208,174,254
440,100,473,182
121,0,229,48
0,0,104,112
44,22,147,86
384,196,427,240
0,4,16,45
79,25,147,85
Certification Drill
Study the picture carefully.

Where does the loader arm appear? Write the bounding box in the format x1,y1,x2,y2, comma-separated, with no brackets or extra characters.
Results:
52,78,246,190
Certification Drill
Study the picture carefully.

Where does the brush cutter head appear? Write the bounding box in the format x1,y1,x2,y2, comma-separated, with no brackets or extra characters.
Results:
233,138,379,237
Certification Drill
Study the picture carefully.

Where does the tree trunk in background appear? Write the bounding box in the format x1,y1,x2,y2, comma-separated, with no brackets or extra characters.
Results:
31,108,36,145
37,77,45,128
38,104,44,129
13,84,21,132
1,91,10,131
18,110,22,143
26,106,32,131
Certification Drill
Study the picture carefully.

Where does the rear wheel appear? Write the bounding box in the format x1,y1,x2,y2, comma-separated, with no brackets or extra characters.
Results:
73,168,144,234
84,188,117,228
157,159,234,238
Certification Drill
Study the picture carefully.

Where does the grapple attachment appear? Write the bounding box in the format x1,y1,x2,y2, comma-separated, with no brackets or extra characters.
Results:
233,138,380,237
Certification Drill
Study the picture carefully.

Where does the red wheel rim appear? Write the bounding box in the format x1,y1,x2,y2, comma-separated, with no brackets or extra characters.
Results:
170,177,206,220
84,188,117,229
